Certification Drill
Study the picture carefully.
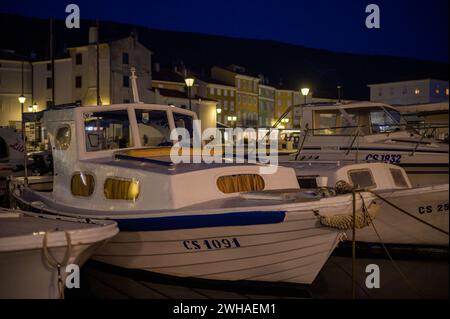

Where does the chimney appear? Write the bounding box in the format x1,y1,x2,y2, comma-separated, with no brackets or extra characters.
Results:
89,26,98,44
130,28,138,41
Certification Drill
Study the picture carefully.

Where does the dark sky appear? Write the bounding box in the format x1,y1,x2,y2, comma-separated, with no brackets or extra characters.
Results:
1,0,448,62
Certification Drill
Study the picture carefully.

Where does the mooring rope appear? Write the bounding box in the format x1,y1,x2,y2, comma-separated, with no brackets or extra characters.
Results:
358,193,425,298
42,230,73,299
367,190,449,236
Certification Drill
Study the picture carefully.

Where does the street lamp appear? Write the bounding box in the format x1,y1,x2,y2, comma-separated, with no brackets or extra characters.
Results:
216,108,222,114
32,102,38,112
28,105,33,112
18,95,26,105
184,77,195,110
301,87,310,104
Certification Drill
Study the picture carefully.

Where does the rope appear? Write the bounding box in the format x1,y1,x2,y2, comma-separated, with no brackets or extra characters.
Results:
42,230,73,299
367,191,449,236
358,193,425,298
352,191,356,299
318,181,380,230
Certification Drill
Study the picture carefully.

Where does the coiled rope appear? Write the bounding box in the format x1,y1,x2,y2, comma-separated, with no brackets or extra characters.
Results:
318,181,379,230
42,230,73,299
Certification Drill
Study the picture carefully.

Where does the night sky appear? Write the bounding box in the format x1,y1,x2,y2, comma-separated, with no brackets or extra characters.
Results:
1,0,448,62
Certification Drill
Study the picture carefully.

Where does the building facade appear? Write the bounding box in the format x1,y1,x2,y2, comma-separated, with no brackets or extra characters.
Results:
0,55,32,127
258,84,276,128
211,65,259,128
0,28,153,128
368,79,449,105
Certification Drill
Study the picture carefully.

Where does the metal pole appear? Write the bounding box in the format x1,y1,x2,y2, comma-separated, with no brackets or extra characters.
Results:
50,18,55,107
188,86,192,110
96,19,101,105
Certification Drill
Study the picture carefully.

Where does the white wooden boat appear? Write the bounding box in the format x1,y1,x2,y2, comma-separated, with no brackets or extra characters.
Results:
284,161,449,246
9,103,377,285
284,102,449,187
0,208,118,299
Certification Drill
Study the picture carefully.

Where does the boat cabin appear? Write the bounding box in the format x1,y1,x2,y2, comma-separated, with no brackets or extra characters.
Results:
299,101,404,136
289,162,413,191
40,103,299,212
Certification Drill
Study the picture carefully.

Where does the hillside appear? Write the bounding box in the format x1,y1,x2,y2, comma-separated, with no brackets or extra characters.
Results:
0,13,448,99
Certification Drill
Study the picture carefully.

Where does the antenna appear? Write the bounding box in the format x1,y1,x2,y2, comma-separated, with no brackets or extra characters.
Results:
130,67,142,103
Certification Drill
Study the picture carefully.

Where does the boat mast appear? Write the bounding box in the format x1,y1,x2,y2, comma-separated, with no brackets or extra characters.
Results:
130,67,142,103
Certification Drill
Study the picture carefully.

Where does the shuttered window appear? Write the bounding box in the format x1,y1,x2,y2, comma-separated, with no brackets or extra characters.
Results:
217,174,265,194
71,173,95,197
104,178,140,200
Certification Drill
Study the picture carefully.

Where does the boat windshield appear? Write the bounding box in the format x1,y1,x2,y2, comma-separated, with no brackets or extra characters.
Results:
84,110,133,152
135,110,194,147
135,109,172,147
313,106,403,135
369,107,401,133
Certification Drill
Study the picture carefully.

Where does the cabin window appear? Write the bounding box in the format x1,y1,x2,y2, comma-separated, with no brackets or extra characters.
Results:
135,110,172,147
104,177,140,200
313,110,339,135
348,169,376,189
84,110,133,152
173,112,195,147
297,177,318,189
390,168,408,188
71,173,95,197
217,174,265,194
55,126,71,150
0,136,8,159
369,108,399,133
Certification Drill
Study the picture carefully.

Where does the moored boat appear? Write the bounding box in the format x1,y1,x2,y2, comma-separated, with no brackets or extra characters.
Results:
9,102,378,285
0,208,118,299
284,161,449,246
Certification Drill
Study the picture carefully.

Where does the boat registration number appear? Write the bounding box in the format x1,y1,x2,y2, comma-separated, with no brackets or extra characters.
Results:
365,154,402,164
183,238,241,250
418,203,449,214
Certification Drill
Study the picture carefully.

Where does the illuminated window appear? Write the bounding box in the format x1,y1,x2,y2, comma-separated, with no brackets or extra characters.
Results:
415,89,420,95
435,88,440,94
446,88,449,96
71,173,95,197
55,126,71,150
104,177,140,200
217,174,265,194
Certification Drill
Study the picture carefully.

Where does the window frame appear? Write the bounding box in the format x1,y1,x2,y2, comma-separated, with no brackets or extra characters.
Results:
347,169,377,189
70,172,95,198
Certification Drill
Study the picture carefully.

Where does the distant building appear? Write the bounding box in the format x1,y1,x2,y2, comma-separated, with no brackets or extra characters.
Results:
211,65,259,128
368,79,449,105
0,51,32,127
0,27,154,127
258,84,276,128
151,66,218,132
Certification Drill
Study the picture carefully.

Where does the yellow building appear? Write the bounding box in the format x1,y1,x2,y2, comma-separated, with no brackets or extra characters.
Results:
211,65,259,128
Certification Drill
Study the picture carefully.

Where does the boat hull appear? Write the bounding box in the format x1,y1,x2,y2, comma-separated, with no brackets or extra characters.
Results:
94,211,343,285
10,187,376,285
346,184,449,246
0,241,103,299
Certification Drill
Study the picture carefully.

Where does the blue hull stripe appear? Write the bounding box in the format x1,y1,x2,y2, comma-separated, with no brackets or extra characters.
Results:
115,211,286,232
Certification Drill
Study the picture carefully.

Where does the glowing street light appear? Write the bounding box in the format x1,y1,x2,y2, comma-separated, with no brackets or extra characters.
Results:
18,95,26,104
216,108,222,114
301,87,310,104
184,77,195,111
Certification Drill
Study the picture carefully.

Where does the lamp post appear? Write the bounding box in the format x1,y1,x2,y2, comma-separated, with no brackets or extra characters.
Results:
301,87,310,104
184,77,195,110
216,107,222,122
227,115,237,128
32,102,38,112
18,94,28,185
